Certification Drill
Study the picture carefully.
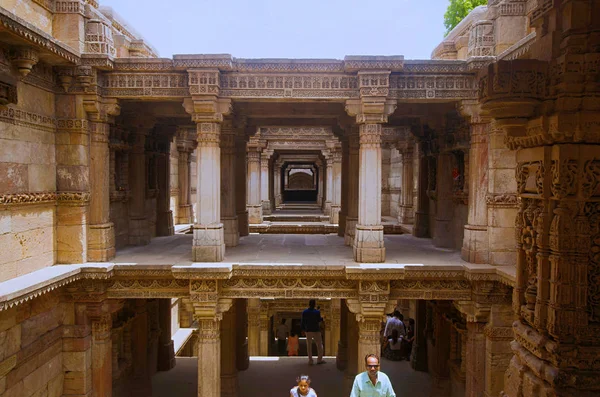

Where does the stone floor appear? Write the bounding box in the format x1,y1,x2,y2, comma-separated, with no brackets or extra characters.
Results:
113,233,465,267
152,356,432,397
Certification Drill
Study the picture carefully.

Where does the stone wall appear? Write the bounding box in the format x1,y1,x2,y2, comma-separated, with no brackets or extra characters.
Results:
0,291,65,397
1,80,57,281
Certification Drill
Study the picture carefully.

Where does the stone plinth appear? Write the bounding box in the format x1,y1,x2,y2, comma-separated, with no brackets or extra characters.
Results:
192,223,225,262
247,205,263,224
354,225,385,263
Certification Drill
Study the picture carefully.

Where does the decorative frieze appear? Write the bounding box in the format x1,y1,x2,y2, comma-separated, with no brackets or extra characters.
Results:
107,279,189,298
390,280,472,300
103,73,188,97
389,74,476,100
0,106,56,132
486,193,519,208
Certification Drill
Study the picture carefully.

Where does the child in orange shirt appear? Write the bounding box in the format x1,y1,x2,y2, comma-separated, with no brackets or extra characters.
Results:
288,331,299,356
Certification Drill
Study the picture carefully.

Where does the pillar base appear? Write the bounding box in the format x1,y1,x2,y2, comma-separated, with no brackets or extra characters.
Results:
247,205,263,224
432,218,453,248
156,210,175,237
413,211,429,238
157,341,176,371
176,204,193,224
129,217,151,246
330,205,341,224
353,225,385,263
222,216,239,247
344,217,357,246
399,205,414,224
56,204,87,263
324,201,332,215
275,195,282,207
237,211,249,237
461,224,489,264
261,200,271,215
192,223,225,262
221,374,239,397
88,222,116,261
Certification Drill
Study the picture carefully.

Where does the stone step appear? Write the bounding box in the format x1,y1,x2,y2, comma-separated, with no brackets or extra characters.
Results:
249,223,338,234
263,214,330,222
277,203,321,210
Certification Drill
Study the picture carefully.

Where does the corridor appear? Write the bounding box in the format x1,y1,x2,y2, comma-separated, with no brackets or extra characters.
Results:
152,357,432,397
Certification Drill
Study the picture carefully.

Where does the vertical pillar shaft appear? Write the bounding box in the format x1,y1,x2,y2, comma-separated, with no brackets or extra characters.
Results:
221,303,239,397
345,133,360,246
411,299,428,371
247,298,260,356
413,142,430,237
329,299,341,356
274,165,282,207
88,119,116,259
465,322,486,397
461,121,490,263
221,122,239,247
259,307,269,356
235,299,249,371
354,123,385,262
235,137,249,237
324,160,333,215
91,314,113,397
129,132,151,245
317,164,324,207
247,149,262,223
157,299,175,371
344,311,359,396
399,147,415,224
156,145,174,236
260,151,272,215
432,152,455,248
196,316,221,397
176,130,195,224
192,122,225,261
357,317,382,370
339,140,349,237
331,151,342,224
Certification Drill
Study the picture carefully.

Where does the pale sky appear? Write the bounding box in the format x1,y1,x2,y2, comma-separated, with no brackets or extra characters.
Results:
99,0,449,60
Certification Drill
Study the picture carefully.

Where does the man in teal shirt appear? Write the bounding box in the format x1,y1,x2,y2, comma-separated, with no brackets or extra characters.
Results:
350,354,396,397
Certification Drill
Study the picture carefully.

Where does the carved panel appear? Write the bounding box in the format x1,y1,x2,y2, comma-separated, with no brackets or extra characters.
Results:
103,73,188,97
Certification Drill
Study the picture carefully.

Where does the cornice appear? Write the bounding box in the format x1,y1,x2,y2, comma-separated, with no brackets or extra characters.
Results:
0,7,80,65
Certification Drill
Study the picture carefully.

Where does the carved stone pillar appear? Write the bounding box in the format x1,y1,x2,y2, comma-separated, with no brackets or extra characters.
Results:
259,305,269,356
247,298,260,356
193,300,231,397
157,299,175,371
91,312,113,397
483,306,513,397
260,150,273,215
128,130,151,245
220,119,239,247
413,141,430,237
344,306,359,396
235,136,249,237
354,123,385,262
235,299,249,371
274,161,282,207
345,132,360,246
465,322,486,397
176,128,196,224
55,94,89,263
328,299,341,356
247,148,263,224
411,299,428,372
399,145,415,224
428,302,451,396
461,103,490,263
86,98,119,260
221,301,239,397
317,162,324,207
156,133,175,237
339,138,349,237
324,153,333,216
130,300,151,395
432,152,455,248
331,149,342,224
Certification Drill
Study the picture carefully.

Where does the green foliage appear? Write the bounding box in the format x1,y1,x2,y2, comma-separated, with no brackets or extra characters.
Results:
443,0,488,36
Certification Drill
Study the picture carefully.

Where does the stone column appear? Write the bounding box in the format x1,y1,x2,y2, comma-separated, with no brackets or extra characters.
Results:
274,161,282,207
354,123,385,262
339,139,349,237
331,149,342,224
175,128,196,224
432,152,455,248
317,162,324,207
55,94,89,263
411,299,428,372
235,133,249,237
428,302,451,396
85,98,119,260
247,298,260,356
128,129,151,245
345,132,360,246
483,305,513,397
91,313,113,397
156,133,175,237
323,153,333,215
235,299,249,371
193,300,232,397
221,302,239,397
259,305,269,356
260,150,273,215
399,145,415,224
130,300,151,394
157,299,175,371
413,140,430,237
465,321,486,397
221,119,239,247
329,299,341,357
247,147,263,224
344,309,359,396
461,103,490,263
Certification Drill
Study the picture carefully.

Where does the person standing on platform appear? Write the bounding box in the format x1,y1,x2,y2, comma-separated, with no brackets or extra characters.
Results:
301,299,325,365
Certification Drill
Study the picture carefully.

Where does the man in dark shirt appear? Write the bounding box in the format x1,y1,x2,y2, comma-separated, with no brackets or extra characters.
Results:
301,299,325,365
